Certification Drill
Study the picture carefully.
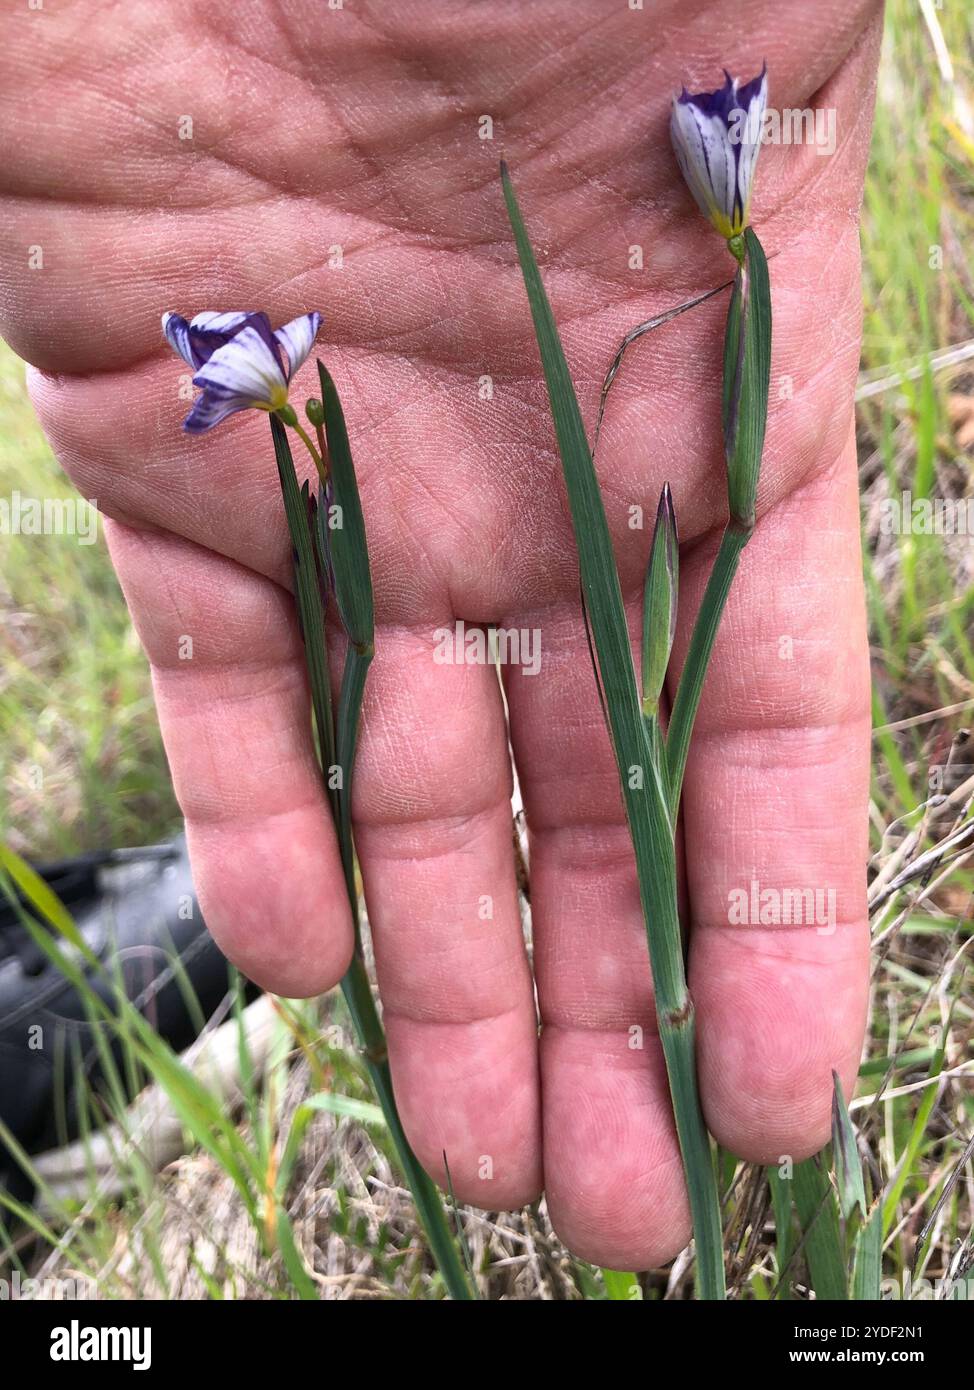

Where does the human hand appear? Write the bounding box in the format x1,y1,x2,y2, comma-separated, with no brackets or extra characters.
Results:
0,0,881,1269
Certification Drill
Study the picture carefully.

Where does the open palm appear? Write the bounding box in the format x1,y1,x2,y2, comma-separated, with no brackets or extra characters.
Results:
0,0,881,1268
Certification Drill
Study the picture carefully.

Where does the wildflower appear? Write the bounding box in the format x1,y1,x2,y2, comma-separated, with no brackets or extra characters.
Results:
162,310,321,432
669,65,767,243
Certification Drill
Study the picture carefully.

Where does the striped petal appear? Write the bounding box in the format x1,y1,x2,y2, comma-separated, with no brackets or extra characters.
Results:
670,66,767,238
162,312,201,369
163,310,264,370
192,325,288,410
182,389,251,434
188,311,255,335
274,312,321,381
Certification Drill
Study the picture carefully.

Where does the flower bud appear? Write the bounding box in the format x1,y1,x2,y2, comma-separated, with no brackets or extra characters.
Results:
670,66,767,242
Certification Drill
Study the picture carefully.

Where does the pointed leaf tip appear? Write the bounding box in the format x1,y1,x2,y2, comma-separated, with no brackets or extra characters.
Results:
831,1069,867,1223
642,485,679,717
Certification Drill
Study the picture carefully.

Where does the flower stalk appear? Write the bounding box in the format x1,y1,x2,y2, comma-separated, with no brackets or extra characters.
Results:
270,402,475,1301
665,225,771,814
164,311,475,1298
503,162,725,1298
502,59,772,1299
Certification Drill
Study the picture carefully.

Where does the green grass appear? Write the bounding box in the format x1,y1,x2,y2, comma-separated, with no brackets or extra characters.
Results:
0,353,178,858
1,0,973,1299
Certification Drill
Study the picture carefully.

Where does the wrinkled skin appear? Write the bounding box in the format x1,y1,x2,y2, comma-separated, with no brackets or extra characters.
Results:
0,0,881,1268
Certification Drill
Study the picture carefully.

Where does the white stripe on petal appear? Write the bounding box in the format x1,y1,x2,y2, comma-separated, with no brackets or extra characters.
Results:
189,312,254,335
162,312,200,369
193,326,288,408
671,104,719,224
735,73,768,220
275,312,321,381
183,390,249,434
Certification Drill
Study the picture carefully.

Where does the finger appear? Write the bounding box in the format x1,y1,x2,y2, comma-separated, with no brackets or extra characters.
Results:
677,439,871,1163
103,517,354,997
351,625,542,1211
505,603,690,1270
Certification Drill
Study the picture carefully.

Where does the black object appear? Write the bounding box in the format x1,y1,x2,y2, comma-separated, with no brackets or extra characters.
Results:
0,834,253,1196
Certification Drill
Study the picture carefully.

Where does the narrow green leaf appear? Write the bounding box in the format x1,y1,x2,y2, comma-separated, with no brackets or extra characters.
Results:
831,1069,867,1222
852,1202,883,1301
665,230,771,818
275,1209,320,1300
882,1027,947,1234
335,643,372,904
723,227,771,531
317,360,374,650
0,843,87,953
793,1156,848,1301
275,388,474,1301
641,483,678,719
269,415,336,784
767,1165,795,1300
502,161,725,1300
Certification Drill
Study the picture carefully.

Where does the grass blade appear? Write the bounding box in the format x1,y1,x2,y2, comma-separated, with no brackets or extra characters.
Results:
852,1203,883,1301
270,415,336,786
665,228,771,817
271,401,475,1301
502,161,724,1299
767,1166,795,1299
317,360,374,650
831,1069,867,1222
793,1156,848,1301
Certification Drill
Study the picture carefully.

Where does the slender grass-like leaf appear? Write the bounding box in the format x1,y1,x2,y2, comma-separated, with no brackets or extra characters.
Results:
641,483,678,721
274,1208,319,1300
665,228,771,818
502,161,724,1300
882,1027,947,1234
443,1150,477,1290
664,526,748,817
269,415,336,788
831,1070,868,1221
0,842,88,953
335,646,372,901
831,1072,884,1300
792,1156,848,1301
767,1165,795,1300
852,1202,883,1301
271,401,474,1301
317,360,375,650
723,228,771,533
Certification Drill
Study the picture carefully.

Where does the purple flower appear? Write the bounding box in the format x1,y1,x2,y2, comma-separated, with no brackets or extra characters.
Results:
670,66,768,239
162,310,321,433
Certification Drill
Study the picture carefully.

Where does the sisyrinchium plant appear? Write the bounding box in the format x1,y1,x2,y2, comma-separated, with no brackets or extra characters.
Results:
161,311,476,1301
158,65,772,1303
502,63,772,1300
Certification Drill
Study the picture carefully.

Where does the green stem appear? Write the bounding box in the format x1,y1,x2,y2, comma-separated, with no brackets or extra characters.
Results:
627,761,726,1299
281,411,329,487
272,416,474,1301
339,952,475,1299
502,163,726,1298
665,522,752,820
